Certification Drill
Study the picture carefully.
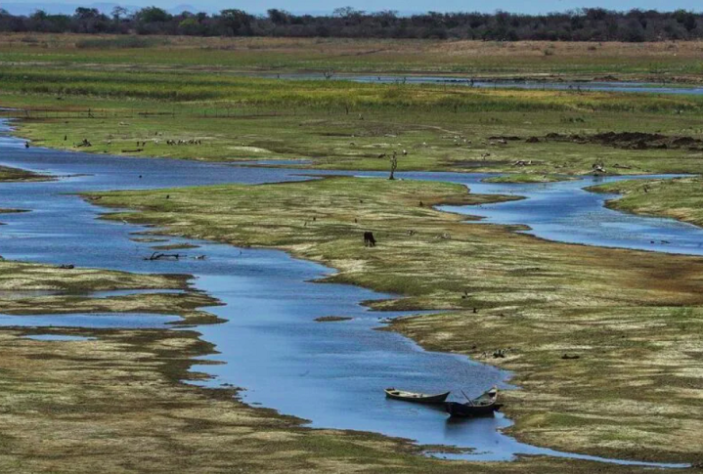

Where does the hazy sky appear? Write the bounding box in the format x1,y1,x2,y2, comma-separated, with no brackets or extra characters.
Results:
16,0,703,14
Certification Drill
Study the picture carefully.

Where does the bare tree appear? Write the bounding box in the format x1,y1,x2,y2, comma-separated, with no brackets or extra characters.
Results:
389,151,398,180
112,6,128,22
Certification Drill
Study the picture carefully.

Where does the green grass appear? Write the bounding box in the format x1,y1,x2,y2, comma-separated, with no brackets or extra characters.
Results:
1,35,703,177
6,82,703,177
590,176,703,227
0,67,676,106
3,65,703,109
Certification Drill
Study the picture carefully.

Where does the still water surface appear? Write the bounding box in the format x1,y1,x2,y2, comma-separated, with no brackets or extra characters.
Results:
260,73,703,96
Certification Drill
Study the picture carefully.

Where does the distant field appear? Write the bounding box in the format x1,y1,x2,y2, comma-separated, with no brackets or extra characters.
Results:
1,34,702,79
4,74,703,178
2,33,703,177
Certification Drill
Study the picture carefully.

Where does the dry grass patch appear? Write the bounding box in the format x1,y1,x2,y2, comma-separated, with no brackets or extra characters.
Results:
0,260,188,293
0,325,658,473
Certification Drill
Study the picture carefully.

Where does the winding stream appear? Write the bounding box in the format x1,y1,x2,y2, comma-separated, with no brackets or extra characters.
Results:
0,119,696,467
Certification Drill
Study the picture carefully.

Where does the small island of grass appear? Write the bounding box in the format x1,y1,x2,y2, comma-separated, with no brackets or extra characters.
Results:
589,176,703,228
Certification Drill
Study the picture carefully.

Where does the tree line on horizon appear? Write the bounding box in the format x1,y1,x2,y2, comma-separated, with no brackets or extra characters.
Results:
0,6,701,42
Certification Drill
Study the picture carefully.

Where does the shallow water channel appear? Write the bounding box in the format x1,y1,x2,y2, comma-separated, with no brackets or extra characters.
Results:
0,119,695,467
259,73,703,96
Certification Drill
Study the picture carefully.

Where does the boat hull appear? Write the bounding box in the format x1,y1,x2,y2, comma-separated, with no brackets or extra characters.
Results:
445,401,501,417
384,389,450,404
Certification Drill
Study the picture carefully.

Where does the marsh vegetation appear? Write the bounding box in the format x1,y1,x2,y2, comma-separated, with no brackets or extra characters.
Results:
85,176,703,463
1,35,702,180
591,176,703,227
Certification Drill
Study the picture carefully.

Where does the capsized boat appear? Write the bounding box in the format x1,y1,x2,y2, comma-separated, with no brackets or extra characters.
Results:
384,388,451,404
445,387,502,417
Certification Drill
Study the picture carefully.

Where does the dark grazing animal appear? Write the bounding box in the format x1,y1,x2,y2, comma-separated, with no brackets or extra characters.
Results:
363,232,376,247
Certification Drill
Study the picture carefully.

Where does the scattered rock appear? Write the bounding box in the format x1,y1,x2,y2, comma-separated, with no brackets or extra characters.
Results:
488,135,522,141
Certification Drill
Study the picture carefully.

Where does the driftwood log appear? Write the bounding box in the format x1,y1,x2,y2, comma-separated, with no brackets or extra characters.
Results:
144,252,182,261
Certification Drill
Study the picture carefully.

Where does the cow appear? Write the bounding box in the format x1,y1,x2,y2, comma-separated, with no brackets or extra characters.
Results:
363,232,376,247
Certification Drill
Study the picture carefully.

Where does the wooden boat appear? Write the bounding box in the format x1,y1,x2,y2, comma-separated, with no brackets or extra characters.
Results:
384,388,451,404
445,387,502,417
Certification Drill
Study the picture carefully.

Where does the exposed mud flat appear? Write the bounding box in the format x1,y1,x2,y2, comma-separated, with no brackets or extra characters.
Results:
538,131,703,151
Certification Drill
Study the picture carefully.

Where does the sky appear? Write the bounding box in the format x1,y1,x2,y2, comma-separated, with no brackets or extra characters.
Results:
4,0,702,15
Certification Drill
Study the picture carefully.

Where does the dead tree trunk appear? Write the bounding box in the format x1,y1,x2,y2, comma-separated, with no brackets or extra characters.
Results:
389,152,398,180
